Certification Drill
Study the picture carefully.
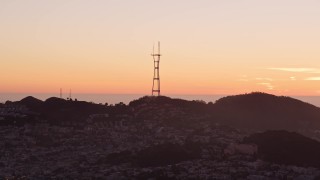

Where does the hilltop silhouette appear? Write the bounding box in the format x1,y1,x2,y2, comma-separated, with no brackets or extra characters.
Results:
11,97,109,125
129,92,320,132
210,92,320,131
6,92,320,132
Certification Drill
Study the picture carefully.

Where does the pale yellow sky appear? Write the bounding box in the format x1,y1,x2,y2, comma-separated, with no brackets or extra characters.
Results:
0,0,320,95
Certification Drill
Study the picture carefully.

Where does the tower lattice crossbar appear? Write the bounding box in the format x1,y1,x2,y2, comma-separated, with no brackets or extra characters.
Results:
151,41,161,96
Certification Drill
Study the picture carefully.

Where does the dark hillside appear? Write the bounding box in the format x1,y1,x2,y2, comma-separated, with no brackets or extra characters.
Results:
129,96,207,113
14,97,110,125
210,92,320,130
129,96,208,128
18,96,43,111
41,98,109,124
10,92,320,131
243,130,320,167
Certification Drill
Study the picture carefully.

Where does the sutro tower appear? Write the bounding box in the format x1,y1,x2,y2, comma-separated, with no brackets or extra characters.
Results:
151,41,161,96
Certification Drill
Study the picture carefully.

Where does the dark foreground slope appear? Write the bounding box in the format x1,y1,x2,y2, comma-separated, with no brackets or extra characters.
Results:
244,130,320,167
2,94,320,178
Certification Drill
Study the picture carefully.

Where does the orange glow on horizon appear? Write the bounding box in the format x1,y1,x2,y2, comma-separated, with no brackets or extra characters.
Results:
1,1,320,96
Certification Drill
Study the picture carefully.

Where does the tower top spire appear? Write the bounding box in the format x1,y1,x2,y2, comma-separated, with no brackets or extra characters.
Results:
151,41,161,57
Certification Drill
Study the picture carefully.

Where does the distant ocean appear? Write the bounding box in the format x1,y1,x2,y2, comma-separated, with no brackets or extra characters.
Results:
1,93,320,107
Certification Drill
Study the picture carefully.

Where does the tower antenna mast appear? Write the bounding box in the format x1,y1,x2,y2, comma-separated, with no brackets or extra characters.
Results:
151,41,161,96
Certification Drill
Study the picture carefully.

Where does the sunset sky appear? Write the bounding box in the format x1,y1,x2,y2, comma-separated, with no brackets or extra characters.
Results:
1,0,320,95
